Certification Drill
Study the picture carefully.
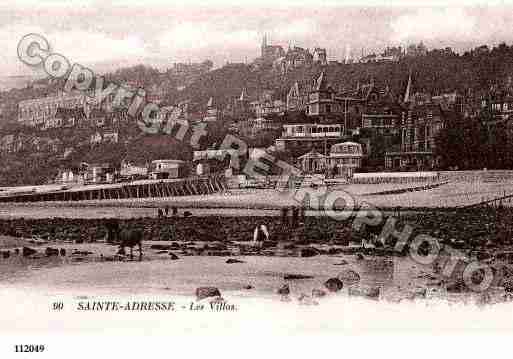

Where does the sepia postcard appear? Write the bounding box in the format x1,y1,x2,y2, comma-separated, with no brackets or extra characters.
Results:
1,0,513,356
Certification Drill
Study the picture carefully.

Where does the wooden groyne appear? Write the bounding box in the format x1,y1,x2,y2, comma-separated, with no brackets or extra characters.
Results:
0,176,227,203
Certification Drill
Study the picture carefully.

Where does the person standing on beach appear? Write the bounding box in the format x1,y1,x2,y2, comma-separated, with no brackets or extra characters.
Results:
253,224,270,248
106,218,119,244
292,206,299,227
281,207,289,226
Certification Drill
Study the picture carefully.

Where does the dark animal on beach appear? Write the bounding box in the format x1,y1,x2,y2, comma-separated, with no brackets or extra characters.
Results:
45,247,59,257
277,283,290,296
117,227,144,261
22,247,37,257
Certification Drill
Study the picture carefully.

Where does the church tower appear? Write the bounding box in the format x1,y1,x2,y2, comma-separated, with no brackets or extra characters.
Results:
404,71,413,103
261,33,267,58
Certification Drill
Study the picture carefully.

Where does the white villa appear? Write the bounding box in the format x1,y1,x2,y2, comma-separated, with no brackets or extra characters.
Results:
298,141,363,178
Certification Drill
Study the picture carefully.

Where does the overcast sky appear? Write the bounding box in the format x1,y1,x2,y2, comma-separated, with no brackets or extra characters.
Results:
2,0,513,76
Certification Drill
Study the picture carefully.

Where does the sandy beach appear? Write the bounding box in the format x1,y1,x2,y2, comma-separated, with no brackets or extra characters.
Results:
1,170,513,335
0,206,511,306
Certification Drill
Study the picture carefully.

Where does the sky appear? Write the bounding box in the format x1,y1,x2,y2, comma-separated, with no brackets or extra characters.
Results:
2,0,513,77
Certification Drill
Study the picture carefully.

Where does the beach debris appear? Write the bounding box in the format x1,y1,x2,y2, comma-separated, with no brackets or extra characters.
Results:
333,259,349,265
416,272,438,281
300,247,319,258
298,293,319,306
104,254,125,262
502,280,513,293
284,273,314,280
324,278,344,292
348,285,380,300
226,258,244,264
72,250,93,256
409,287,427,299
327,247,344,255
45,247,60,257
312,289,327,298
150,244,175,250
29,236,47,245
277,284,290,296
22,246,37,257
337,269,361,285
169,252,179,260
196,287,221,301
243,285,253,290
446,280,466,293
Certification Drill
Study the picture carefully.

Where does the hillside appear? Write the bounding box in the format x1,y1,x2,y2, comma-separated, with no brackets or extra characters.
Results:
3,43,513,185
170,43,513,107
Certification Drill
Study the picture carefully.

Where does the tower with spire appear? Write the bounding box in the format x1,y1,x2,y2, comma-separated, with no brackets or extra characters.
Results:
403,70,413,104
261,33,267,58
307,71,338,120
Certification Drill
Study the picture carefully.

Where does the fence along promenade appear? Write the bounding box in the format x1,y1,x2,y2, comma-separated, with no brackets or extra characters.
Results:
0,175,227,203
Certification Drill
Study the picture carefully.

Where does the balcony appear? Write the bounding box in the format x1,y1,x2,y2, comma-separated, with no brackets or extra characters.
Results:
281,131,343,138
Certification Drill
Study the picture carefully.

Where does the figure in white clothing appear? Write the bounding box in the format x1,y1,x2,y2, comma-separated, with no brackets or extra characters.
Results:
253,224,269,248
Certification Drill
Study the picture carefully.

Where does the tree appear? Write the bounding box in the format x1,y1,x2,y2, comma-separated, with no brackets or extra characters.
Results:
435,112,486,169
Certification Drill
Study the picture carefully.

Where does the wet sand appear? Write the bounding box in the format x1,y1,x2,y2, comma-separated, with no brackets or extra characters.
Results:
0,207,511,307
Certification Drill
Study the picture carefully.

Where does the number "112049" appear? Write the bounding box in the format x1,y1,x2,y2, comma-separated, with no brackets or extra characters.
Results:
15,345,45,353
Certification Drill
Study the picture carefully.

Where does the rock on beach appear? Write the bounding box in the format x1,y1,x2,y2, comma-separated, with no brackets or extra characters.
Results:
196,287,222,301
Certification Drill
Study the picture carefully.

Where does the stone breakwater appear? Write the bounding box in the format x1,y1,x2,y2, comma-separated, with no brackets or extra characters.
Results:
0,207,511,252
0,215,354,245
1,207,513,304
